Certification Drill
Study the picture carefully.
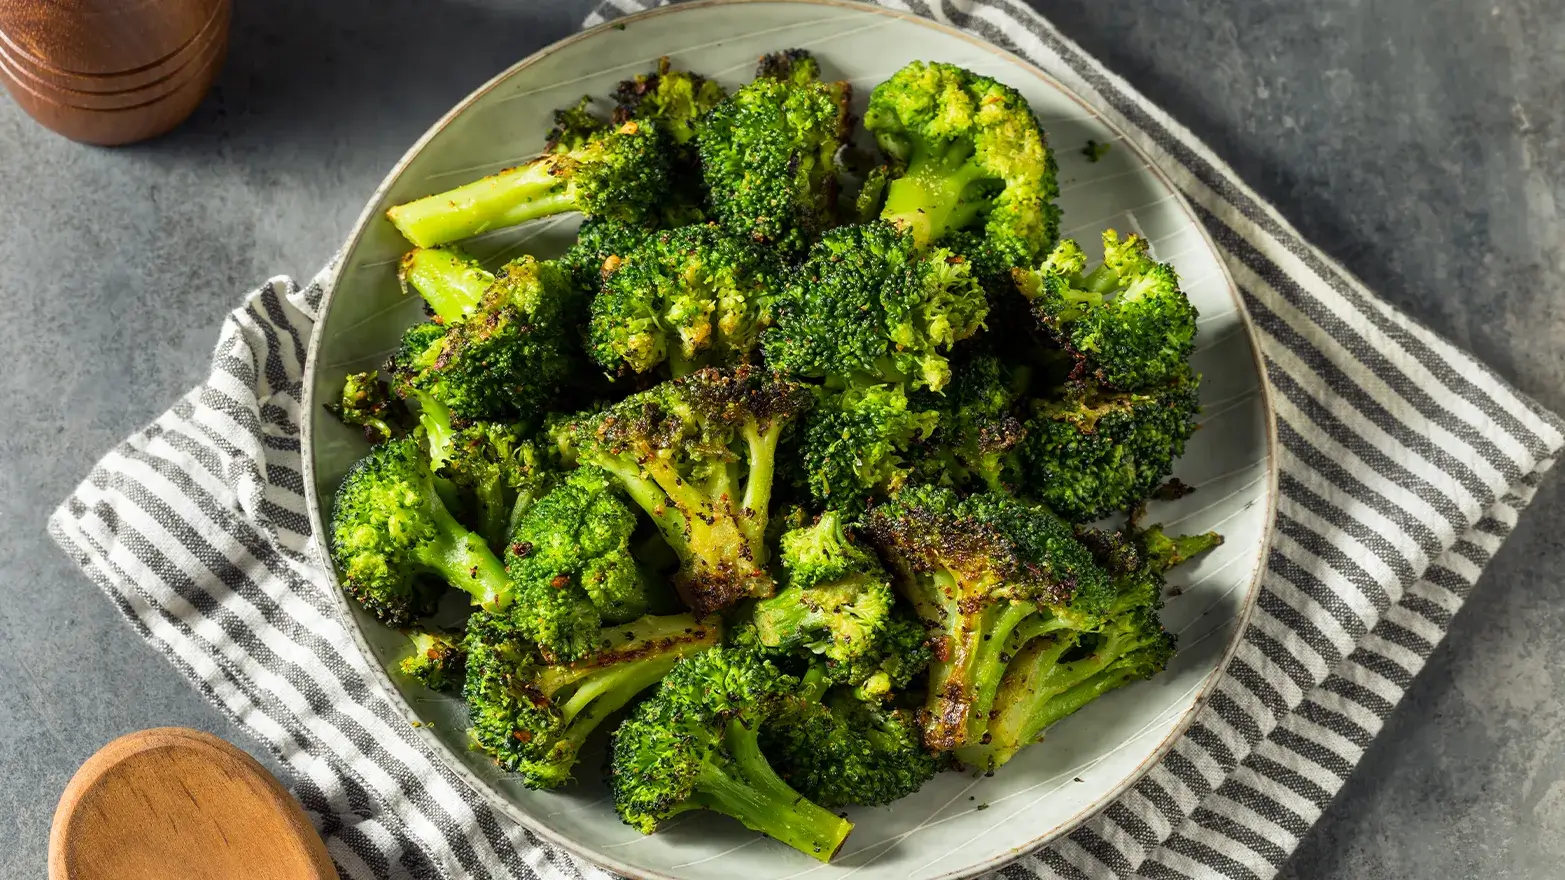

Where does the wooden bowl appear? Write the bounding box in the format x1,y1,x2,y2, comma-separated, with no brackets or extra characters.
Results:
0,0,229,145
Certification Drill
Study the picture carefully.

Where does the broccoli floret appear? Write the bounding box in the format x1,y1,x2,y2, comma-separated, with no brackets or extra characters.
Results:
545,95,611,154
391,256,581,426
955,524,1213,773
564,366,811,615
698,51,852,258
329,436,510,627
865,61,1060,278
558,217,658,297
466,610,719,789
1013,231,1199,391
398,247,493,325
763,670,938,807
387,121,671,247
589,224,780,378
912,351,1030,493
792,384,939,514
1017,369,1199,522
399,627,466,691
608,647,854,861
327,371,408,444
440,420,563,553
753,48,821,84
761,222,988,392
613,56,727,148
743,511,893,665
862,487,1111,751
853,164,891,223
495,467,657,663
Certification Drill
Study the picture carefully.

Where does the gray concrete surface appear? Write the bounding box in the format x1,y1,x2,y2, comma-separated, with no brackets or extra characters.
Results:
1,0,1559,877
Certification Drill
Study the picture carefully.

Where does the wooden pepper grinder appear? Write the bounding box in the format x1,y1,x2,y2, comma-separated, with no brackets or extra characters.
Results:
0,0,231,145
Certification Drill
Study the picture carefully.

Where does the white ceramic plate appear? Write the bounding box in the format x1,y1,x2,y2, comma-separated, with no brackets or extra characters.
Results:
301,3,1278,878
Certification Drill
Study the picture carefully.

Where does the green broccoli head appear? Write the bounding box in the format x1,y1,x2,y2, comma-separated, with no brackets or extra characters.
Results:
912,351,1030,492
564,366,812,616
740,510,893,667
392,256,581,426
790,384,938,515
328,436,510,627
608,646,854,861
754,48,822,85
328,371,407,445
545,95,611,154
398,627,466,691
862,486,1110,751
558,217,658,297
1018,368,1200,523
764,688,939,808
501,467,651,663
761,221,989,392
698,51,852,258
613,56,728,147
865,61,1060,278
465,610,719,789
1014,230,1199,391
590,223,781,378
387,120,672,248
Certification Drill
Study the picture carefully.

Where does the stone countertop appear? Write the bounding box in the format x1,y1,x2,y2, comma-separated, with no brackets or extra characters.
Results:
1,0,1559,876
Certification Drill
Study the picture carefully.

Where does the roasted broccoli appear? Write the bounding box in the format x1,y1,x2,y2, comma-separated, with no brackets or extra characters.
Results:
865,61,1060,278
791,384,938,515
1013,231,1199,391
545,95,611,154
761,221,989,392
763,665,939,807
328,435,510,627
387,120,671,247
466,610,719,789
399,627,466,691
613,56,727,149
608,647,854,861
438,420,562,552
390,255,581,425
563,366,811,615
328,371,407,444
698,50,852,258
862,486,1111,752
398,246,492,325
1017,368,1199,523
589,223,781,377
557,216,657,297
495,467,661,663
912,350,1030,493
956,525,1216,772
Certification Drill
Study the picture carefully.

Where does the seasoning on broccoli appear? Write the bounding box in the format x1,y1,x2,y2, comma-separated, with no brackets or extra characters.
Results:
398,627,466,691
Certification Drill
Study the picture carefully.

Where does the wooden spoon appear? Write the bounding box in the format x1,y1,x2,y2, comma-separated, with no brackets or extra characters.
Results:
49,727,338,880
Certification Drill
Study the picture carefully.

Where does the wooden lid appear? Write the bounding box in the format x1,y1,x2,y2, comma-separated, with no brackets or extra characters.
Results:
49,728,339,880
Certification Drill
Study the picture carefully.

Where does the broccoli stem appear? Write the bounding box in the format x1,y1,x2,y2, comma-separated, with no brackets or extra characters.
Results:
695,719,852,862
387,160,578,248
415,502,511,611
738,422,781,538
880,147,990,246
400,248,493,324
964,601,1041,744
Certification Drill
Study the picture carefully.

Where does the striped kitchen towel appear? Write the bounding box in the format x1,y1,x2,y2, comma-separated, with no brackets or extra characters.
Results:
48,1,1564,879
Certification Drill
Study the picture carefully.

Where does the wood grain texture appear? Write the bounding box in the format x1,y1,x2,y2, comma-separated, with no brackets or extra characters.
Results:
49,728,338,880
0,0,228,144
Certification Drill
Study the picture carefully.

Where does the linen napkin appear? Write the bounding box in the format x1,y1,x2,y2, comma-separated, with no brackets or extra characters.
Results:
49,1,1564,878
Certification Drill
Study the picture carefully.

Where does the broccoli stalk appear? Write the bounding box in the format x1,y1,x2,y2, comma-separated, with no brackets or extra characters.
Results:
328,436,511,626
567,366,811,616
609,647,853,861
466,611,719,789
387,121,670,248
865,61,1060,276
399,247,493,325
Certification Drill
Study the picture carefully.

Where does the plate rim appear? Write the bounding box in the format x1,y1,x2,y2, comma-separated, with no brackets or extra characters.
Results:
299,2,1281,877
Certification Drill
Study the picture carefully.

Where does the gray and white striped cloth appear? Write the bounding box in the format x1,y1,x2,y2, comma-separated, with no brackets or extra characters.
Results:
47,1,1563,878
